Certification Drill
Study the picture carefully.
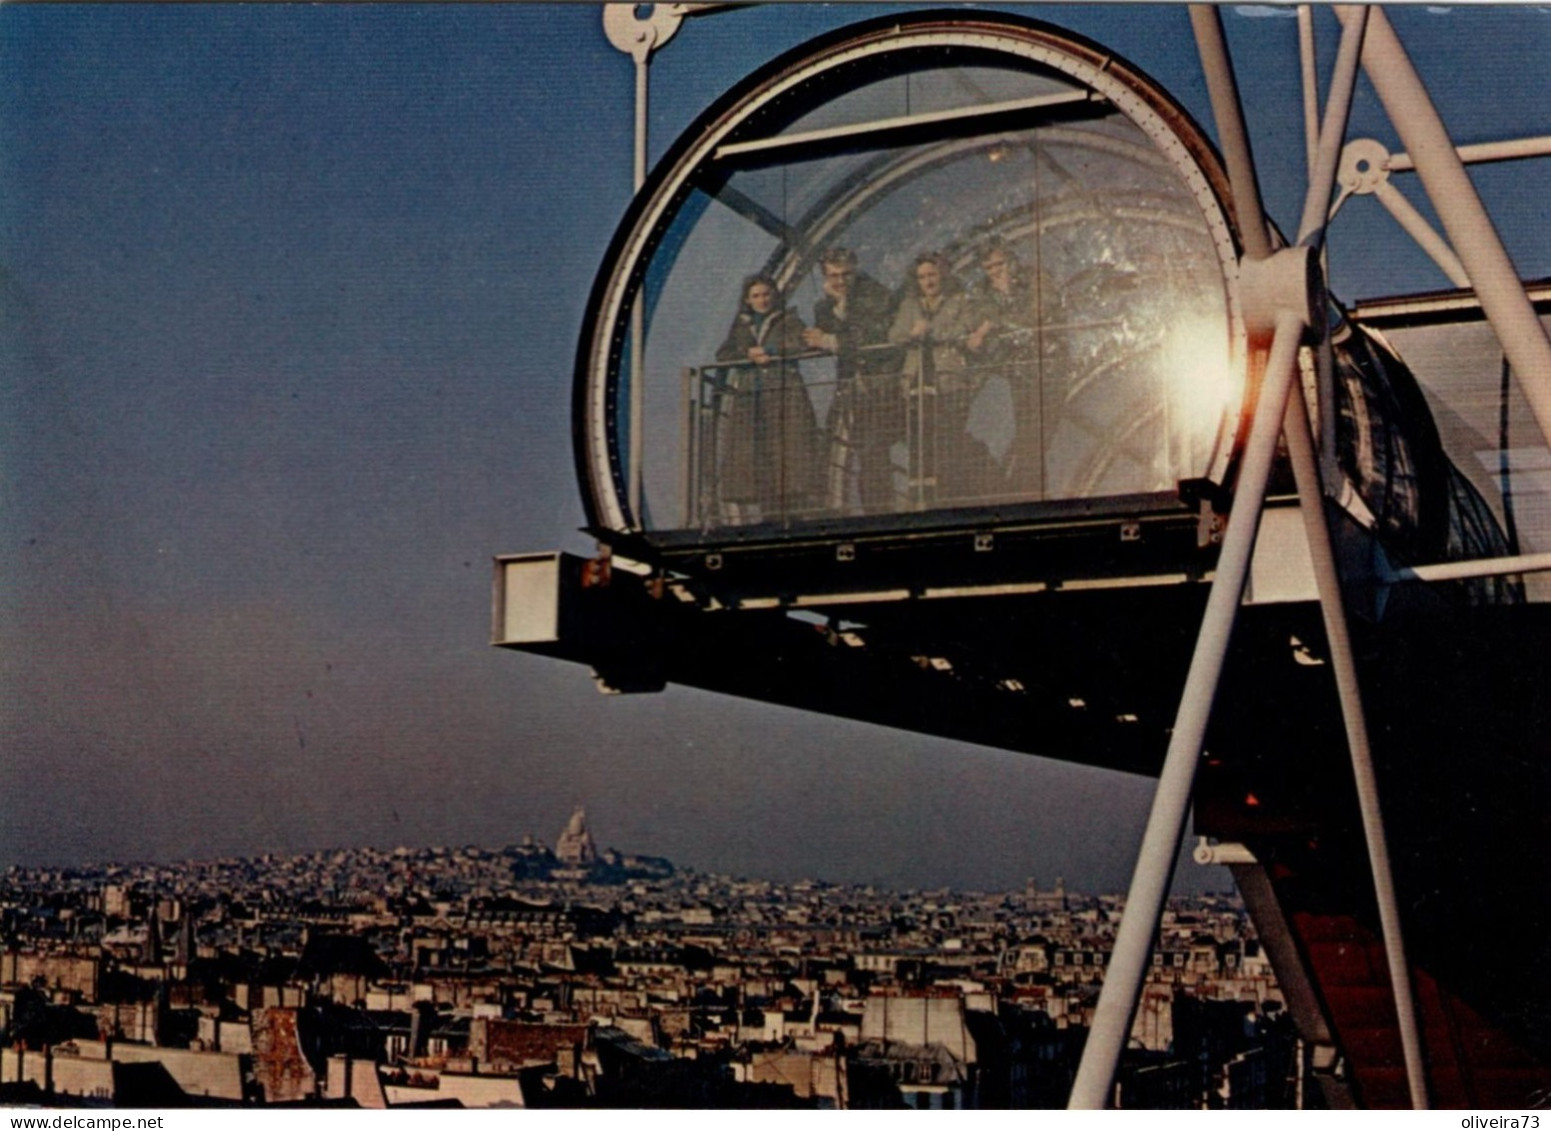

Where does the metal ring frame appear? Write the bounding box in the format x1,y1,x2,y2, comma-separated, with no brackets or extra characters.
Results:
575,10,1250,543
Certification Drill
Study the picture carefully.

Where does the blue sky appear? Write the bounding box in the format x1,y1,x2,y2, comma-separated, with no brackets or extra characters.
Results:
3,4,1548,891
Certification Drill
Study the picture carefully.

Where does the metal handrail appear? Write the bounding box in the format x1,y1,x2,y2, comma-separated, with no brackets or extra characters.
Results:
681,318,1208,530
684,340,1030,529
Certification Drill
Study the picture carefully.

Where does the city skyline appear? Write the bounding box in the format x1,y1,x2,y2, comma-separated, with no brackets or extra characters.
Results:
4,801,1193,903
5,806,1209,902
0,818,1273,1109
6,4,1549,893
1,810,1213,902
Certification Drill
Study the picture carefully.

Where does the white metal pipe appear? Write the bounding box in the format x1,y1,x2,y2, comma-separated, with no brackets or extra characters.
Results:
1385,550,1551,584
1388,135,1551,173
1193,837,1258,866
1298,7,1367,477
1296,4,1365,514
1371,180,1471,288
634,57,649,190
1284,381,1430,1110
1067,312,1305,1109
674,2,744,16
1298,6,1320,180
628,57,649,526
715,90,1092,161
1346,6,1551,453
1191,6,1272,260
1297,6,1366,249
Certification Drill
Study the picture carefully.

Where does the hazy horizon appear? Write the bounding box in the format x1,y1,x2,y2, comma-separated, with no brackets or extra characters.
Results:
6,4,1548,897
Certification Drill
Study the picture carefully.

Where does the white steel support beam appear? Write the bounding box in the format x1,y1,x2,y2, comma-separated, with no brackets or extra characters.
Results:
1298,7,1320,179
1283,381,1430,1110
1296,3,1351,481
1344,6,1551,453
1071,12,1386,1100
628,56,649,525
1192,6,1272,260
1068,310,1306,1109
1371,180,1471,288
1388,135,1551,173
714,90,1094,161
1294,15,1428,1106
1385,550,1551,585
1297,6,1366,250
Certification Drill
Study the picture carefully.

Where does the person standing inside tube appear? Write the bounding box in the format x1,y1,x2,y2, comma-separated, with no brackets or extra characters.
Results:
967,237,1051,498
714,274,819,525
803,248,898,515
890,251,983,506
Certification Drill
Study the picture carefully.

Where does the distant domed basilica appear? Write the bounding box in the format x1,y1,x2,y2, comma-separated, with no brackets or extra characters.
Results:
555,806,598,868
510,808,673,884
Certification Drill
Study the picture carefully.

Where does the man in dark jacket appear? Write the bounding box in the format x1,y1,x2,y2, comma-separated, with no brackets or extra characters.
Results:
803,247,899,514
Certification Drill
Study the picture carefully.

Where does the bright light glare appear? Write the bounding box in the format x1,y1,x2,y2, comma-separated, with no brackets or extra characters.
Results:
1159,311,1241,470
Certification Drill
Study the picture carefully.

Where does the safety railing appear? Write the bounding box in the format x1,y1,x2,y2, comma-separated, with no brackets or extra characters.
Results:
681,338,1028,530
678,317,1176,532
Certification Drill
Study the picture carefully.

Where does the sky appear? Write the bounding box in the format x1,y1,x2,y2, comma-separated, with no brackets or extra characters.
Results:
4,3,1549,894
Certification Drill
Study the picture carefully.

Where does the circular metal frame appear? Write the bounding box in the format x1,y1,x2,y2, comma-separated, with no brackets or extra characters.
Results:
575,9,1249,543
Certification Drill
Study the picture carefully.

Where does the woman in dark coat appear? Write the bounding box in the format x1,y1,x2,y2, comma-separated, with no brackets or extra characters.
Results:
714,274,821,521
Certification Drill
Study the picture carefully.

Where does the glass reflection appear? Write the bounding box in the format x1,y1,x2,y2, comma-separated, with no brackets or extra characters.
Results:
634,97,1235,533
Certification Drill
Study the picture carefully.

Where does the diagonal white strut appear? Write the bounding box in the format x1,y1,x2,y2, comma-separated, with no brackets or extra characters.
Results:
1343,6,1551,454
1191,6,1273,257
1297,6,1320,180
1283,375,1430,1110
1071,6,1436,1107
1296,5,1366,248
1295,6,1430,1109
1067,311,1306,1108
1369,180,1472,288
1070,9,1301,1110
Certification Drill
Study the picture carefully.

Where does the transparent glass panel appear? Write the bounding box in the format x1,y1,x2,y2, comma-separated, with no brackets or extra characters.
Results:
631,100,1236,534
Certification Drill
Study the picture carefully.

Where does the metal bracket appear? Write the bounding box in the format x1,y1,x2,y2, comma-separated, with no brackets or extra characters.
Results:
1334,136,1469,287
1337,137,1393,198
1193,836,1257,866
1239,245,1318,338
602,4,686,64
